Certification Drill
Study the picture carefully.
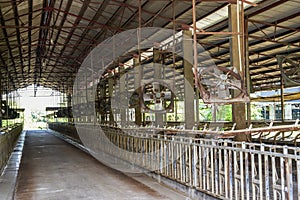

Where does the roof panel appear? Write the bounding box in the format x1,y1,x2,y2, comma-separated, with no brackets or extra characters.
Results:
0,0,298,93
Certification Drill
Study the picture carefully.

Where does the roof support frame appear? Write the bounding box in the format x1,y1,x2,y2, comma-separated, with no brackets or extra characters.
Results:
11,0,25,80
0,7,19,83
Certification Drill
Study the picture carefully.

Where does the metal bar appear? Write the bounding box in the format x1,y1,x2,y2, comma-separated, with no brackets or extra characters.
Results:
234,144,238,199
199,140,203,189
206,144,210,190
249,18,300,32
264,146,270,199
280,147,286,200
192,142,198,187
251,145,257,199
218,142,223,196
271,148,278,200
202,141,207,190
258,144,264,199
224,141,229,198
285,147,293,199
229,147,233,199
240,142,245,199
249,35,300,48
244,143,250,200
297,150,300,199
214,143,219,195
211,141,215,193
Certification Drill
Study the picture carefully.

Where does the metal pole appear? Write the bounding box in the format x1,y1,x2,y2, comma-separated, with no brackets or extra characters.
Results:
280,70,285,122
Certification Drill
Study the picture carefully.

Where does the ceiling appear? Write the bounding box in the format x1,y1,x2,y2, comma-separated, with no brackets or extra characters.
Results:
0,0,299,96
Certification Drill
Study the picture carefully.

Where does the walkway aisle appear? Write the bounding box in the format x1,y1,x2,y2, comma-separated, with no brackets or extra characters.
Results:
14,130,187,200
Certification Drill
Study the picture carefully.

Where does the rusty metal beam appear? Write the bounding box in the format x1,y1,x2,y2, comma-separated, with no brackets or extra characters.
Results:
249,35,300,48
249,18,300,33
49,6,121,33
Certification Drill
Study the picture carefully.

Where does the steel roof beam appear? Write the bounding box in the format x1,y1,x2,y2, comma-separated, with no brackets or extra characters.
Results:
211,25,300,66
248,18,300,33
44,0,73,78
0,6,18,83
46,0,92,84
248,0,290,18
11,0,25,80
68,1,112,58
0,52,15,91
28,0,33,75
34,0,56,93
197,10,300,60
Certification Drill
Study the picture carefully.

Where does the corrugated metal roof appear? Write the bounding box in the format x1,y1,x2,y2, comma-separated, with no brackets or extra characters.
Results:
0,0,299,96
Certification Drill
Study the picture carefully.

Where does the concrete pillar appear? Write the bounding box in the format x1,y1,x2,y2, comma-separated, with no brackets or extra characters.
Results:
67,94,72,123
119,67,127,127
183,30,195,129
245,17,252,126
134,57,142,126
99,82,106,123
269,104,275,120
285,103,292,120
153,48,164,127
229,4,248,140
108,77,114,125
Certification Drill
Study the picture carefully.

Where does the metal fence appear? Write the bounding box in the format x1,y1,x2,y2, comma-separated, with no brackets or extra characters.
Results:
0,124,23,174
53,123,300,199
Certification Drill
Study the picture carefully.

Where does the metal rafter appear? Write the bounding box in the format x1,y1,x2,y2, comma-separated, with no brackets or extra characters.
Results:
45,0,93,84
0,6,18,84
68,1,115,58
11,0,25,80
34,0,56,96
28,0,33,75
44,0,73,72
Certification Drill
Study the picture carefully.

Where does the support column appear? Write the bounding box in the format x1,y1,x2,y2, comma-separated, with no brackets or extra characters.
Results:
280,72,285,122
67,94,72,123
229,4,247,133
285,103,292,120
99,81,106,123
108,77,114,125
245,17,252,126
269,104,275,120
119,66,127,127
0,71,2,128
153,48,164,127
183,30,195,129
134,57,142,126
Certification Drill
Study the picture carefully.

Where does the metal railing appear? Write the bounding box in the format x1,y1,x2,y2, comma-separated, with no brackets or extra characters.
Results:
0,124,23,174
51,123,300,199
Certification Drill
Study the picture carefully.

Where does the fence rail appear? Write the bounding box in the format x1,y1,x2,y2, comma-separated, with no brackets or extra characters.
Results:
50,123,300,199
0,124,23,174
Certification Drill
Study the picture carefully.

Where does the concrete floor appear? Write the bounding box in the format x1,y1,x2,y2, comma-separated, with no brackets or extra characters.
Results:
14,130,191,200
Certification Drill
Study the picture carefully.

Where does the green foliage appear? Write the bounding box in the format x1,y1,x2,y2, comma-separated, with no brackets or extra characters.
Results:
251,104,263,120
